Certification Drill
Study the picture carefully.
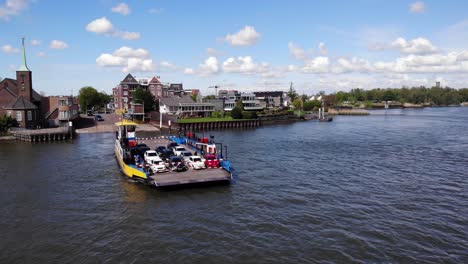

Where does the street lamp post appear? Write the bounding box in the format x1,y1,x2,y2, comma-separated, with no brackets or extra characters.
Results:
159,97,162,129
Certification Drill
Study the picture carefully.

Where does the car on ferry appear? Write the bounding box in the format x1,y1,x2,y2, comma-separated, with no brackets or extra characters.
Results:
179,151,193,163
173,146,188,156
155,146,167,154
167,142,179,151
166,156,184,169
158,149,174,161
188,156,206,170
204,154,220,168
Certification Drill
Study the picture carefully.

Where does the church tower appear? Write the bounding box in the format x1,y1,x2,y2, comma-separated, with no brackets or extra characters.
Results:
16,37,33,101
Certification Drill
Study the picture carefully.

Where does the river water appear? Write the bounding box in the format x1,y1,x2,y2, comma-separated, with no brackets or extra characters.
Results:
1,107,467,263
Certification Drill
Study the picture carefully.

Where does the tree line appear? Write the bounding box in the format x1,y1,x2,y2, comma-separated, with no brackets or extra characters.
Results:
334,87,468,106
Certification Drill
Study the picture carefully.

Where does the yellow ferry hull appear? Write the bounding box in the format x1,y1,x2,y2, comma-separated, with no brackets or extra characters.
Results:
114,140,148,180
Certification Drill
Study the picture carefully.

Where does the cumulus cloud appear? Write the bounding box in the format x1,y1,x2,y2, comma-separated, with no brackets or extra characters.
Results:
184,68,194,75
49,40,68,49
206,47,223,56
86,17,140,40
390,37,437,54
0,0,28,21
198,57,219,76
302,57,330,73
288,42,307,60
86,17,113,34
148,8,164,14
373,52,468,73
96,46,155,72
333,57,373,73
457,51,468,61
224,26,260,46
2,44,19,54
160,61,177,70
223,56,268,74
319,42,328,55
30,39,41,46
409,1,425,14
111,3,130,16
37,51,46,57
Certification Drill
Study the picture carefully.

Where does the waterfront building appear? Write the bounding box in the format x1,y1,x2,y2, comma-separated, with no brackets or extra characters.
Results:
0,38,43,128
253,91,284,108
159,95,214,117
112,74,185,111
223,91,263,111
42,96,79,127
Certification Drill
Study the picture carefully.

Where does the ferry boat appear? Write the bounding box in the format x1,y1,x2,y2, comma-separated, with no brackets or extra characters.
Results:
114,120,232,187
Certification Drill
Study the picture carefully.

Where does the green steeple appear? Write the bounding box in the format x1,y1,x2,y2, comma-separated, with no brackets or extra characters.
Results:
17,37,30,72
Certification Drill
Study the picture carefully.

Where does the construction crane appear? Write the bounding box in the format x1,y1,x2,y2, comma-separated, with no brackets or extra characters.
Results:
208,85,220,97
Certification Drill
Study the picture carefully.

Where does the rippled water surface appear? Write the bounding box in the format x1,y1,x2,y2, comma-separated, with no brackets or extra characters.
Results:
1,107,467,263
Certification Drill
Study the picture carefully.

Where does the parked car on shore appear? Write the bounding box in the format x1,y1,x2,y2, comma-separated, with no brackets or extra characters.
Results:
188,156,206,170
95,114,104,121
167,142,179,151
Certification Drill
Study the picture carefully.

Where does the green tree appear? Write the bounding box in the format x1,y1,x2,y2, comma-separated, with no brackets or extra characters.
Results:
78,86,99,112
292,98,302,110
133,88,155,112
231,106,243,119
287,82,299,103
0,115,18,132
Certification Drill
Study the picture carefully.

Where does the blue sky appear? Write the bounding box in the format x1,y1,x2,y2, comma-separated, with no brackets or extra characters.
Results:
1,0,468,96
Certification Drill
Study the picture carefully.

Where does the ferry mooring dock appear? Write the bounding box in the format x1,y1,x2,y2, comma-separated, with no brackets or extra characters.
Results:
11,127,73,142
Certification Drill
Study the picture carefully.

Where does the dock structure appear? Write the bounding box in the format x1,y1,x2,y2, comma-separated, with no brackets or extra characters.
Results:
11,127,72,142
176,119,260,131
150,168,231,187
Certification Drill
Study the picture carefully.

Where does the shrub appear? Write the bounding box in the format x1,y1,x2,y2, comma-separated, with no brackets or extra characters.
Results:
231,106,243,119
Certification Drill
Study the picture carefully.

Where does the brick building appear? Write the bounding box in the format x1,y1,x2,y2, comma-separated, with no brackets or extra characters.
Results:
112,74,184,111
0,38,43,128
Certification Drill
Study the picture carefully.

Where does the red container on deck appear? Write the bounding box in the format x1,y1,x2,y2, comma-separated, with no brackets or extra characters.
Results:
128,140,136,147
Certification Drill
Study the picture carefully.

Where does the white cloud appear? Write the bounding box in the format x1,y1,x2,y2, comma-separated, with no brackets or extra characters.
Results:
96,54,127,66
160,61,177,69
224,26,260,46
184,68,194,75
86,17,114,34
302,56,330,73
85,17,140,40
30,39,41,46
223,56,264,74
37,51,46,57
409,1,425,14
206,47,223,56
319,42,328,55
2,44,19,54
148,8,164,14
124,58,154,73
115,31,140,40
96,47,155,72
49,40,69,49
198,56,219,76
287,64,298,72
333,57,373,73
373,52,468,73
113,46,149,58
390,37,437,54
457,51,468,61
288,42,307,60
0,0,28,21
111,3,130,16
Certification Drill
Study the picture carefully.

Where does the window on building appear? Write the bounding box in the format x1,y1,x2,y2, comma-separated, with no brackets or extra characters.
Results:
7,111,12,117
27,111,32,121
123,91,128,96
16,111,22,121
